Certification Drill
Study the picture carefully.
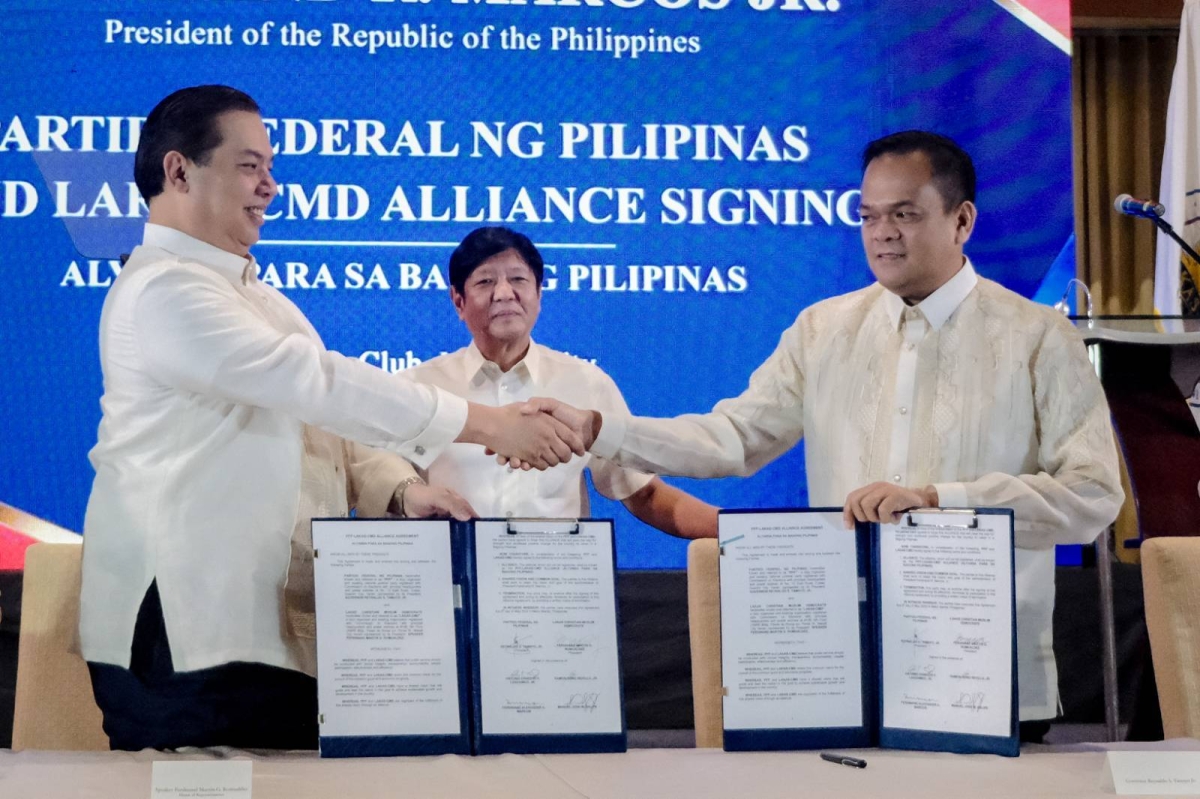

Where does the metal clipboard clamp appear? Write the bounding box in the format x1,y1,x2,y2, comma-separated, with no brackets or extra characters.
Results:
505,518,581,535
904,508,979,529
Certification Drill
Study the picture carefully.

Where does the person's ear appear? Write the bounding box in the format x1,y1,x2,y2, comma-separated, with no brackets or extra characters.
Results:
451,286,466,320
162,151,189,194
954,200,977,246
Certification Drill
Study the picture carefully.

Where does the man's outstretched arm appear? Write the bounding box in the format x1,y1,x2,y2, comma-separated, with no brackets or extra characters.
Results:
506,317,811,479
621,477,719,540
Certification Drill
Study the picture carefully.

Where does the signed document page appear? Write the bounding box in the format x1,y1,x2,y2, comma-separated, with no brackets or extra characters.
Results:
719,511,864,731
312,519,462,738
878,512,1013,737
474,520,623,736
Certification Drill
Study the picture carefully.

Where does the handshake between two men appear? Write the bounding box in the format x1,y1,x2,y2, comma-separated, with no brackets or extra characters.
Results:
391,399,592,522
467,397,593,471
462,397,591,471
489,396,940,533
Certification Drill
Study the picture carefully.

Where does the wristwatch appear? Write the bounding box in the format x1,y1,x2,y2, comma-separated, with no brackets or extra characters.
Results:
394,475,426,518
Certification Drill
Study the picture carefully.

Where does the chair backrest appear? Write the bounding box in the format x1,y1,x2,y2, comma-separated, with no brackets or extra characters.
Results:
12,542,109,750
1142,537,1200,739
687,538,723,748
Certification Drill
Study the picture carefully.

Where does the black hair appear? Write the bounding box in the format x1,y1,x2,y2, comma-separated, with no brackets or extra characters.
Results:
861,130,976,211
134,85,261,201
449,227,544,293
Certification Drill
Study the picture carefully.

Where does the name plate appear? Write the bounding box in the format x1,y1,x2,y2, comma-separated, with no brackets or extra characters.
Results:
151,761,253,799
1107,752,1200,795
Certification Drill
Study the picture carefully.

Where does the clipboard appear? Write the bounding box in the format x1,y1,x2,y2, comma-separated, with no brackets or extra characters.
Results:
312,517,473,758
719,507,877,753
469,518,628,755
717,506,1018,758
876,508,1018,757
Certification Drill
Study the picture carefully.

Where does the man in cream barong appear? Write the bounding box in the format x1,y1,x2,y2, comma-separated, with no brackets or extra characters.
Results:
523,130,1125,742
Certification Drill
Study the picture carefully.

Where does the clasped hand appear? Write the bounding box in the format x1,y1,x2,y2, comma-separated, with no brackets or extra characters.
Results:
402,483,477,521
842,482,938,529
488,397,596,470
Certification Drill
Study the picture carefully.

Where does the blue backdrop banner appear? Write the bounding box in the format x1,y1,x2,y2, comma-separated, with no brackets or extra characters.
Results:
0,0,1073,568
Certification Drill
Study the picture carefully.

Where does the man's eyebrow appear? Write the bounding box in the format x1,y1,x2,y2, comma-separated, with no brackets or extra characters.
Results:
239,149,270,161
857,200,920,211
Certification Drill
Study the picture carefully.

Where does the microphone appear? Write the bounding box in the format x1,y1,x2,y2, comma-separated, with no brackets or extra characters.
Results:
1114,193,1166,218
1118,195,1200,301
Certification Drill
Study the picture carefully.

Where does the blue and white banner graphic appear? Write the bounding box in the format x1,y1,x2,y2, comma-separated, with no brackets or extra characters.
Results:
0,0,1072,568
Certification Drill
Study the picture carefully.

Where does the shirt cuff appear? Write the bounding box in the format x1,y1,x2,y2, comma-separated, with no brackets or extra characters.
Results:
590,412,629,460
931,481,969,509
595,462,655,502
403,387,468,469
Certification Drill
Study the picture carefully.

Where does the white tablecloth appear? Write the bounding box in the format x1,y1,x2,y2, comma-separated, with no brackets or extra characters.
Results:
4,741,1198,799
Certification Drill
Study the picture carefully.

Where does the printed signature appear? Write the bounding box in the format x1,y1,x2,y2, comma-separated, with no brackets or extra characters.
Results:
503,634,537,654
953,635,988,648
953,692,987,712
562,692,601,711
904,664,936,678
556,635,596,654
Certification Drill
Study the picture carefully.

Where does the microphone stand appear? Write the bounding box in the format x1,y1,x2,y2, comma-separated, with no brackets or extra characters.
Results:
1149,213,1200,266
